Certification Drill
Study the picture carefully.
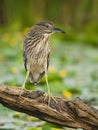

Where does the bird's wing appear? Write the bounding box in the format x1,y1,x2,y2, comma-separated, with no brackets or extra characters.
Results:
23,48,28,71
47,53,50,69
23,34,33,71
23,38,28,71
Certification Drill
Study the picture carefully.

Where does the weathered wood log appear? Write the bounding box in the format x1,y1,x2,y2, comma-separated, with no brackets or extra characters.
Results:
0,84,98,130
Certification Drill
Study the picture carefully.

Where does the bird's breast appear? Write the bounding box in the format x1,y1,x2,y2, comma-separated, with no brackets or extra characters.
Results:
26,36,50,68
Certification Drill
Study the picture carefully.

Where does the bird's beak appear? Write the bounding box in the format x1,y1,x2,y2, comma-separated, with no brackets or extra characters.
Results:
53,27,65,34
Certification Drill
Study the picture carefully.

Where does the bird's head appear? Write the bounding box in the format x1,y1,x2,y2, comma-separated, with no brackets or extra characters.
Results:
34,21,65,35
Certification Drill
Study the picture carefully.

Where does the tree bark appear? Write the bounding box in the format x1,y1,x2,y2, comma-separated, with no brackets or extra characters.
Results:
0,84,98,130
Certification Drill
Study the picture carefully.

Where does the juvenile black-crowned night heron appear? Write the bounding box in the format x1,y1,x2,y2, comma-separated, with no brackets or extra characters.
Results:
21,21,65,104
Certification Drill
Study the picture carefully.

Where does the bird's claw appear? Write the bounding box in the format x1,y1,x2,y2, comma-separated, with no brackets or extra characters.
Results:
44,93,57,107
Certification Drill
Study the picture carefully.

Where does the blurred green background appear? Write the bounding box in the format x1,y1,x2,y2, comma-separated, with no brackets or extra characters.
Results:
0,0,98,130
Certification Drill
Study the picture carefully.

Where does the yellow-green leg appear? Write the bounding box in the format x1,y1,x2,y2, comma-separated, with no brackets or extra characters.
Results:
44,70,57,106
19,70,30,97
45,70,51,105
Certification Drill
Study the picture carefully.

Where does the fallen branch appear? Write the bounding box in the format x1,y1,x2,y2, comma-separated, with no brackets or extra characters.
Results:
0,84,98,130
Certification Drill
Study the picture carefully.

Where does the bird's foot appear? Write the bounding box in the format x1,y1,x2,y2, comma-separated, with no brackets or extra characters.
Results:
19,86,27,103
19,84,27,97
44,93,57,107
19,88,24,97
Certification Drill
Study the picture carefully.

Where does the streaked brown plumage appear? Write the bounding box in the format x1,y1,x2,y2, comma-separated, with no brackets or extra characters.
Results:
23,22,50,84
21,21,65,104
23,21,65,85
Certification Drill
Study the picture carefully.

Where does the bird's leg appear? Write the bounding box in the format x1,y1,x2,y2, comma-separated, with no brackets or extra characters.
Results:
44,70,51,105
19,70,30,97
22,70,30,90
44,70,57,106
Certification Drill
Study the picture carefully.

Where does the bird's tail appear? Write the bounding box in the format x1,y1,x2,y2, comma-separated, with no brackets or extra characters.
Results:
29,72,39,85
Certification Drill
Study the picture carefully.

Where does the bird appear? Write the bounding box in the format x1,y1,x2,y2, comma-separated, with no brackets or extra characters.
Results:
21,20,65,104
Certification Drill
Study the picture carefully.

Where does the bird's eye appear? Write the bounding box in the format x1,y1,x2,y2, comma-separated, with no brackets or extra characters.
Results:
46,24,50,28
